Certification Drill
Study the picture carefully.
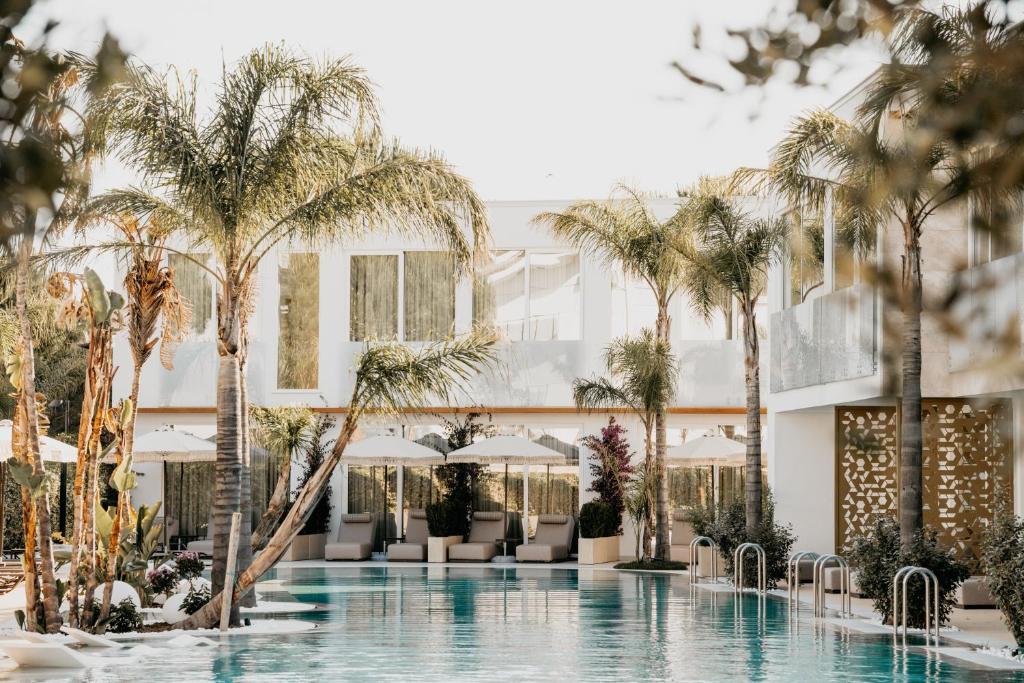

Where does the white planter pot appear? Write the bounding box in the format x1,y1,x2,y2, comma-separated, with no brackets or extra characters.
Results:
578,536,620,565
427,535,463,563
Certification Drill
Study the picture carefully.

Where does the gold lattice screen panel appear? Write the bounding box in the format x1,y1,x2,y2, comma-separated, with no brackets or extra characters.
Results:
922,399,1013,564
835,407,899,552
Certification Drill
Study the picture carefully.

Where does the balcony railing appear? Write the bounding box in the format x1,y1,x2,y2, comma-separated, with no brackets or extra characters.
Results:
948,253,1024,372
770,285,877,393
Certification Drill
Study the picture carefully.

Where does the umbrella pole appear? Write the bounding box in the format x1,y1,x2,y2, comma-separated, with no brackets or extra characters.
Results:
428,465,433,505
0,462,5,558
179,463,185,550
503,464,509,557
546,465,551,514
59,463,67,537
382,465,388,554
162,461,168,554
712,464,719,508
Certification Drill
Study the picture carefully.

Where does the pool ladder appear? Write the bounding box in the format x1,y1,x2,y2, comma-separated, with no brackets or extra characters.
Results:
733,542,766,594
688,536,719,584
893,565,941,648
787,551,851,620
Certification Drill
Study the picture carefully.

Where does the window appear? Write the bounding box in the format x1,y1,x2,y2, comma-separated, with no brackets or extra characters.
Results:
786,212,824,307
168,253,214,338
473,251,581,341
349,252,456,342
970,196,1024,266
404,251,455,341
277,252,319,389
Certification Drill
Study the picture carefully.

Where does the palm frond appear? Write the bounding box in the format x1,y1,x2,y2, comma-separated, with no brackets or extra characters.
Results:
572,377,636,413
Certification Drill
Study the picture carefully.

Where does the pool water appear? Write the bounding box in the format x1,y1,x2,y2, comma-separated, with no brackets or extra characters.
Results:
4,566,1023,682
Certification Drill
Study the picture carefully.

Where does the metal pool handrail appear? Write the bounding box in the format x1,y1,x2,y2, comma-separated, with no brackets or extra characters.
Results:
689,536,718,584
812,554,851,618
733,542,766,594
892,565,940,648
787,551,820,614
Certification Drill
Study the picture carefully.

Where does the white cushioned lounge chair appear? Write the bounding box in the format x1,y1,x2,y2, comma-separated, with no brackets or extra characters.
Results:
448,511,506,562
516,514,574,563
325,513,376,561
668,510,696,563
388,509,428,561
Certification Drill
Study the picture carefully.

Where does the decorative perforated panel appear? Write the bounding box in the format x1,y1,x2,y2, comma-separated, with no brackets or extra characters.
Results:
922,398,1013,563
835,407,899,552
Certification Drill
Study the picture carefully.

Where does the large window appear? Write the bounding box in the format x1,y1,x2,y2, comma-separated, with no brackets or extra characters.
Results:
473,251,581,340
168,253,214,338
970,196,1024,266
349,252,455,342
277,252,319,389
786,212,824,307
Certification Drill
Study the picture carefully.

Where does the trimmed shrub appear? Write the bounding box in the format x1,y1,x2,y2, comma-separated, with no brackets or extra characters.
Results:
848,517,969,628
174,551,204,581
426,499,468,537
686,490,795,588
147,565,180,597
980,497,1024,651
181,584,211,616
579,500,619,539
106,598,143,634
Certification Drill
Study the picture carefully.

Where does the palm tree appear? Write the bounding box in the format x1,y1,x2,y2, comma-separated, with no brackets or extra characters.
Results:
739,84,1024,544
249,405,315,550
677,178,787,535
81,45,488,622
179,330,497,630
573,330,676,559
536,188,688,560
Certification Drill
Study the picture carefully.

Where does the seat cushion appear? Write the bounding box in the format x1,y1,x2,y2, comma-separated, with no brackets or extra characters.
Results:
186,539,213,556
515,543,568,563
325,542,372,561
956,576,995,608
387,543,426,562
448,542,498,561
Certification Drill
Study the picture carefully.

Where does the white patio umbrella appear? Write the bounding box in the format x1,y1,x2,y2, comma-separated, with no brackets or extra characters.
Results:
447,435,565,560
666,435,745,506
0,419,78,463
122,425,217,552
343,436,446,553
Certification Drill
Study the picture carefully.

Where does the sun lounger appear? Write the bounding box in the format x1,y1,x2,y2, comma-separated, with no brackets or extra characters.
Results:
668,510,696,563
387,509,428,561
516,514,574,563
0,641,90,669
325,513,376,561
448,512,506,562
61,626,124,649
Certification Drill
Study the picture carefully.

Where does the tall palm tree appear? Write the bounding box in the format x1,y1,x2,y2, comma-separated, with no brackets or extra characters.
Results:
677,178,787,535
249,405,315,550
739,87,1024,544
81,45,488,622
180,330,497,630
573,330,676,559
536,188,688,560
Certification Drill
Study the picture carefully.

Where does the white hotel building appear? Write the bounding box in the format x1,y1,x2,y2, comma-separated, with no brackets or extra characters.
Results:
111,198,766,552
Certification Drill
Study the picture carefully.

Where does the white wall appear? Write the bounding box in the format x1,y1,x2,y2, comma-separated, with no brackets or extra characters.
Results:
769,407,835,554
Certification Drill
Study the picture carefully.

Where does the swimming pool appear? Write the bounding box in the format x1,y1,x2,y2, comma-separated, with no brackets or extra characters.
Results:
4,566,1022,682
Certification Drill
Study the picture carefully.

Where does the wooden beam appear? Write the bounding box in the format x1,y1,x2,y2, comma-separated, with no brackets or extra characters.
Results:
137,405,766,415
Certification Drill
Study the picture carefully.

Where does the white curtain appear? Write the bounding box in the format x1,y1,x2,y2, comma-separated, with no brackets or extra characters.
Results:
404,251,455,341
350,255,398,341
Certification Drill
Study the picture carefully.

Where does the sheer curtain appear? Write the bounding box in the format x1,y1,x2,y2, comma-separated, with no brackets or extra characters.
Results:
528,252,580,340
350,255,398,341
169,253,213,338
472,250,527,340
277,252,319,389
404,251,455,341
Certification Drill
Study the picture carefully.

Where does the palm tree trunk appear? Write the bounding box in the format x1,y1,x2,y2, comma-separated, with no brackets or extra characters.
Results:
98,426,127,625
642,419,654,561
14,228,61,632
251,452,291,550
653,305,671,561
15,404,40,632
899,230,924,548
178,415,359,630
742,299,763,536
237,357,256,609
213,349,243,625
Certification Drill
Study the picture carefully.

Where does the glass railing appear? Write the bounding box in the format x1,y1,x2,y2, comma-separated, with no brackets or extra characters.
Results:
948,252,1024,371
770,284,877,392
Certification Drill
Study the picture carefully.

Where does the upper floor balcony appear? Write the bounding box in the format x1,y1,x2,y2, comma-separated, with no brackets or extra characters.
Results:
770,284,878,394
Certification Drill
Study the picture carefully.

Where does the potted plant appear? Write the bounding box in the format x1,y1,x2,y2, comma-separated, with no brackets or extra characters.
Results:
578,501,620,564
426,499,466,562
282,417,333,560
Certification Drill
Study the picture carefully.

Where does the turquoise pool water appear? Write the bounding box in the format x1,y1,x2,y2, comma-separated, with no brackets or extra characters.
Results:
4,566,1023,682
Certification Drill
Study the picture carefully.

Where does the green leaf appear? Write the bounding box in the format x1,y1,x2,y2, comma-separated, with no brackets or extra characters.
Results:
84,268,111,323
109,454,137,492
107,291,125,312
7,460,47,499
94,501,114,546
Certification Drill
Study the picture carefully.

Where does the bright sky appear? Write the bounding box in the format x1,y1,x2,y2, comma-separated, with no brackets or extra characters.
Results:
36,0,881,201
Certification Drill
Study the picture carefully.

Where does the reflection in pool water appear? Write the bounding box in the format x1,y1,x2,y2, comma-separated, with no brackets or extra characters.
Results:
3,566,1022,682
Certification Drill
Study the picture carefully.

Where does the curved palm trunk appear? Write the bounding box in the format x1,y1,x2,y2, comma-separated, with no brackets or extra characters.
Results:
178,415,359,630
899,230,924,548
15,406,40,632
741,299,763,536
251,452,291,550
14,229,62,632
237,359,256,609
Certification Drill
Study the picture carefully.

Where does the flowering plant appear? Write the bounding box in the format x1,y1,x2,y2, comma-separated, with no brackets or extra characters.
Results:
147,564,180,596
174,551,204,581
